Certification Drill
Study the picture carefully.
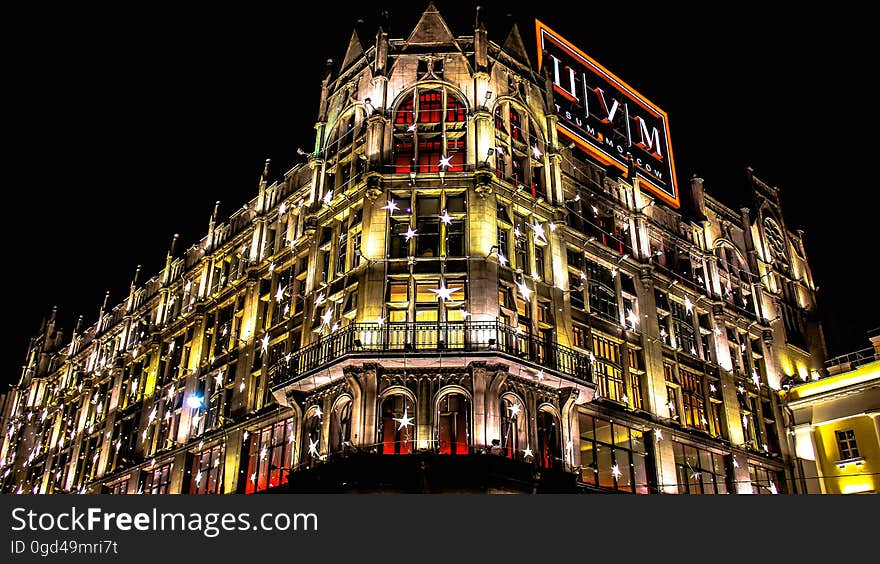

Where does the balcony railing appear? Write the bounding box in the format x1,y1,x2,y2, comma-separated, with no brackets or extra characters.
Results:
825,347,878,375
269,321,592,390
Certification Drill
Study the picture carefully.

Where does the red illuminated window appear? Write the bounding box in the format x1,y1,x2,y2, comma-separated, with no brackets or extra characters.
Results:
418,90,442,123
509,108,523,141
446,95,466,122
537,410,560,469
395,97,414,124
447,138,465,171
245,417,294,494
417,139,443,172
394,140,414,173
437,393,470,455
380,395,414,455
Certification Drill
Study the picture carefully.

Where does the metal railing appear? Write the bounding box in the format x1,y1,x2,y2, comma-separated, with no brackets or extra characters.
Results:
825,347,878,373
269,321,592,389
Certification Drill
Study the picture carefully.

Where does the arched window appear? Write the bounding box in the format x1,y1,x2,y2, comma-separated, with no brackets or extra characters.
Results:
379,394,414,455
393,89,467,174
500,395,522,459
437,392,470,455
301,409,322,469
537,408,561,469
329,397,352,454
493,101,545,199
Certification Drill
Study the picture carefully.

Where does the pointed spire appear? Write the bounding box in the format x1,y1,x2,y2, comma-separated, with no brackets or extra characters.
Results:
474,5,488,72
407,2,457,46
502,23,530,66
341,28,364,70
74,315,84,334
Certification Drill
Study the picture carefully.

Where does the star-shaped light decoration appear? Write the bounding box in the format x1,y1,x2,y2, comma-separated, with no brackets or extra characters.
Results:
278,202,287,216
320,308,334,330
284,352,292,363
430,282,462,302
406,123,417,132
393,407,414,431
439,209,453,224
622,394,629,405
626,309,639,329
523,446,533,459
314,293,326,307
752,370,762,388
497,251,508,266
591,204,599,216
259,446,268,461
655,429,664,441
532,144,542,159
611,464,622,480
322,190,334,206
509,402,521,417
313,406,323,418
529,219,546,244
376,316,386,327
737,385,746,395
239,380,245,392
195,471,203,485
381,199,400,214
684,296,694,313
460,310,471,319
535,369,545,381
215,369,224,388
260,333,270,353
403,226,418,241
548,222,557,232
732,458,740,469
308,438,319,458
768,481,778,495
516,278,533,302
275,285,286,303
709,383,717,393
438,155,453,169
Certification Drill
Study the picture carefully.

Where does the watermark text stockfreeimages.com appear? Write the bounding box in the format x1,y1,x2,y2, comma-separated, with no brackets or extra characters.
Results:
11,507,318,538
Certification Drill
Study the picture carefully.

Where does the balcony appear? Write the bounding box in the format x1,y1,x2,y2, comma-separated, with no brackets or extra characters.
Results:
268,321,593,390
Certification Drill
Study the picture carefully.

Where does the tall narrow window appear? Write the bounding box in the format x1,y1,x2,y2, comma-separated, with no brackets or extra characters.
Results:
500,396,521,459
437,393,470,455
380,395,414,455
537,410,560,469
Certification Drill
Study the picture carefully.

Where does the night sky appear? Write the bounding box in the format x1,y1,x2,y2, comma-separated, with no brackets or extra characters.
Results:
5,2,876,385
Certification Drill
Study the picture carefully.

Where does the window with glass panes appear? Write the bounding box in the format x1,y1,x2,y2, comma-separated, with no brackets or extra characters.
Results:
380,395,414,455
833,429,859,460
749,464,783,494
738,390,763,450
189,443,225,495
591,333,624,402
627,348,645,410
578,413,651,493
670,299,696,354
246,417,295,493
679,367,708,431
664,363,680,421
493,102,546,198
673,442,730,494
585,259,617,322
393,89,467,174
141,462,173,495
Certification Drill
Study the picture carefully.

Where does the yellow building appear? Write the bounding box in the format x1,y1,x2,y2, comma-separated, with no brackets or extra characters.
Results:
783,331,880,494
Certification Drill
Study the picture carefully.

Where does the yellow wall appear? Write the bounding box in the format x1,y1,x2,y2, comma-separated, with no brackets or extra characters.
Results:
814,417,879,494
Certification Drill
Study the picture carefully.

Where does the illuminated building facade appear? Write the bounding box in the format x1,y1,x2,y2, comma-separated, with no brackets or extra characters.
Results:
1,4,826,494
782,331,880,494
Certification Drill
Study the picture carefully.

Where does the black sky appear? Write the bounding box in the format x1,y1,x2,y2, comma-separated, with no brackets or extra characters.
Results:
4,2,876,385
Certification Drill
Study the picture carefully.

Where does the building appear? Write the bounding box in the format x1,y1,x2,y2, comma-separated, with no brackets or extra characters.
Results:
782,330,880,494
0,4,826,494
